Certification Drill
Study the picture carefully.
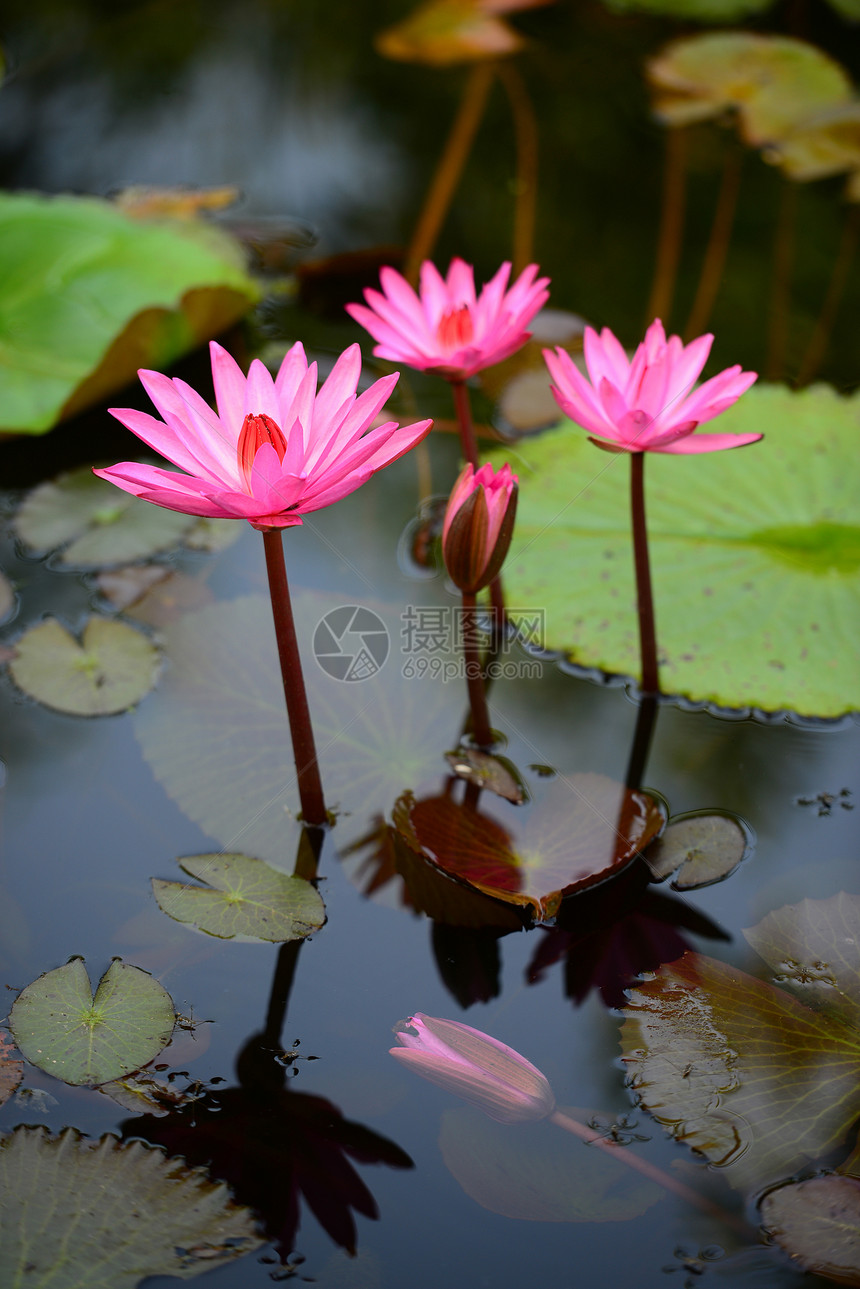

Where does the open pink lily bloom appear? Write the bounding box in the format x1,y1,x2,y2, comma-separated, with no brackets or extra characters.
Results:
543,319,759,454
94,342,432,529
442,461,518,594
390,1013,555,1124
346,258,550,380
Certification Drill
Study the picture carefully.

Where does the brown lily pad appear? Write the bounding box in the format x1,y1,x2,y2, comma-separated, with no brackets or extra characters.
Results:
759,1175,860,1286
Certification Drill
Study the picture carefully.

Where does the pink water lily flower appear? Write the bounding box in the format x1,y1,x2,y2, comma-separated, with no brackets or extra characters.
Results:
390,1014,555,1124
94,342,432,529
442,461,518,593
544,319,759,454
347,258,550,379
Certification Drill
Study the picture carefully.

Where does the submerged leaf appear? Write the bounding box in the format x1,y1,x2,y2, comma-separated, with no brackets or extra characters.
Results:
489,384,860,715
621,894,860,1193
0,192,261,435
14,467,194,566
152,853,325,942
8,617,160,716
0,1125,262,1285
645,811,749,889
647,34,852,145
375,0,550,64
759,1175,860,1286
394,772,665,921
9,957,175,1087
439,1105,662,1221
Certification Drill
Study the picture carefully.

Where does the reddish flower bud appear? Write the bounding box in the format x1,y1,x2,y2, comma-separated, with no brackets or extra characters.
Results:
442,462,518,594
237,412,288,489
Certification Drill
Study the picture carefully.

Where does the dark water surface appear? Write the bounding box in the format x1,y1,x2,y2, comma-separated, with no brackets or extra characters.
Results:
1,2,859,1286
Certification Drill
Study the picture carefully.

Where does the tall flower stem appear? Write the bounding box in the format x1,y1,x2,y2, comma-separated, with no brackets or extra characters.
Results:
450,377,480,467
645,126,688,329
796,203,860,385
683,146,743,342
765,179,798,382
404,63,495,287
462,591,494,748
630,453,659,697
549,1110,750,1236
262,529,327,827
496,60,539,275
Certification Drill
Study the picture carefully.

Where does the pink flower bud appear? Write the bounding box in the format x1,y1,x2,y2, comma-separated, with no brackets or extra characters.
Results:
390,1014,555,1124
441,462,518,593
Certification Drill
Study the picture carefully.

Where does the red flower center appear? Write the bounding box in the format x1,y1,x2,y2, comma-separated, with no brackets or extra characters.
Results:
238,412,287,488
436,305,474,352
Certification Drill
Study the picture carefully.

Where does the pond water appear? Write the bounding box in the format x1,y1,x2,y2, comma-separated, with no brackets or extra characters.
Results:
1,2,860,1287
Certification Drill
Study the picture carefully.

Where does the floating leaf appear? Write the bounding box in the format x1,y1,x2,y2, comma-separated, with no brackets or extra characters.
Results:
0,191,261,435
645,811,749,889
104,568,215,628
8,617,160,716
489,384,860,715
766,102,860,199
152,853,325,942
445,747,527,802
0,1125,262,1285
376,0,552,65
605,0,773,18
14,467,194,566
183,516,243,552
100,1070,195,1118
759,1175,860,1286
9,957,175,1087
113,184,240,220
647,34,852,145
439,1105,662,1221
96,564,173,612
393,772,665,921
621,894,860,1193
0,1033,23,1109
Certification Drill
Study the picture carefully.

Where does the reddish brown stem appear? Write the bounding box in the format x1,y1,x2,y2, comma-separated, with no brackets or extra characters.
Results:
684,147,743,341
450,376,479,467
404,63,495,286
549,1110,750,1236
462,591,494,748
646,127,688,328
765,180,798,382
630,453,659,696
796,203,860,386
262,528,327,827
496,60,539,276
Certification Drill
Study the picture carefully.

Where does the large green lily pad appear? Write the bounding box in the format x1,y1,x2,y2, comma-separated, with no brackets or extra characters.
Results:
647,34,852,145
621,893,860,1193
0,1126,262,1286
152,853,326,942
439,1106,662,1222
0,192,261,436
489,384,860,716
9,957,175,1087
8,616,160,716
14,468,194,566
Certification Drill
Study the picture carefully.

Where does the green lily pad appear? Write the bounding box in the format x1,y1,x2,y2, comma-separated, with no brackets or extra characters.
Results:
0,192,261,436
621,893,860,1193
14,468,194,566
0,1125,262,1285
8,617,160,716
439,1106,662,1222
0,1033,23,1109
647,34,852,145
489,384,860,716
759,1175,860,1286
606,0,774,19
152,853,325,942
9,957,176,1087
645,811,749,889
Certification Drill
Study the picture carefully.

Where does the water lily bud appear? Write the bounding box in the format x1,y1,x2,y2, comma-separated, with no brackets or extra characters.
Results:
441,462,518,593
390,1013,555,1124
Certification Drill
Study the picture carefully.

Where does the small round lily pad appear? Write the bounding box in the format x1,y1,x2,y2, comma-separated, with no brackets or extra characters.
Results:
759,1175,860,1284
9,957,176,1087
152,853,326,942
14,466,194,567
645,811,749,889
8,616,160,715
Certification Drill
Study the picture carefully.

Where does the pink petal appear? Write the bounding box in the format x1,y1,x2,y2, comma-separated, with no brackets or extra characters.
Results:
313,344,362,428
274,342,309,415
446,258,477,308
379,265,429,331
654,431,763,454
305,372,400,473
107,407,222,485
418,260,450,323
136,371,234,480
243,358,281,423
583,326,630,390
209,341,248,432
665,332,713,400
93,463,240,519
678,367,758,426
